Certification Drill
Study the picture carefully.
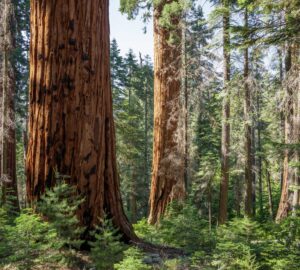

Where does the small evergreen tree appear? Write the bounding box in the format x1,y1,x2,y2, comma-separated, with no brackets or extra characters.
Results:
37,180,84,249
5,210,61,270
114,247,151,270
89,217,126,270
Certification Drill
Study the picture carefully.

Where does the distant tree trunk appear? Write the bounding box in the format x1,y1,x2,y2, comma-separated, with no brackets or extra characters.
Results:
130,170,137,224
291,45,300,213
218,0,231,225
182,13,189,191
257,86,263,218
235,177,241,217
208,180,212,232
243,8,253,218
266,168,274,219
278,48,284,193
148,0,185,224
26,0,137,241
0,0,19,211
276,47,293,221
141,54,149,193
252,126,256,217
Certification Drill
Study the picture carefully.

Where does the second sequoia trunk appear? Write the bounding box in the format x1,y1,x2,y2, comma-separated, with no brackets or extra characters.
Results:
148,1,185,225
26,0,136,241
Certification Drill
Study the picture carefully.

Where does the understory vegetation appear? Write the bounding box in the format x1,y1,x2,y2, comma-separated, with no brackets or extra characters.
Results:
1,186,299,269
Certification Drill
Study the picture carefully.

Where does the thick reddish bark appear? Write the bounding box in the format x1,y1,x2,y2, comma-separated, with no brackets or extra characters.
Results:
218,0,231,225
26,0,137,241
148,1,185,225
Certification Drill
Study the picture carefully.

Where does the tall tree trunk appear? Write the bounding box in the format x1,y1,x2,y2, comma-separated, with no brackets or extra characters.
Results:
141,54,149,195
208,179,212,232
291,46,300,213
243,8,253,218
278,48,285,193
130,170,137,224
182,13,189,191
257,85,263,218
252,126,256,217
148,1,185,225
26,0,137,241
0,0,19,211
218,0,231,225
276,41,300,221
266,168,274,219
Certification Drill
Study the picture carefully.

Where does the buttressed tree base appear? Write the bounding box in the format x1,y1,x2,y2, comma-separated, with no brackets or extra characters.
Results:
26,0,137,241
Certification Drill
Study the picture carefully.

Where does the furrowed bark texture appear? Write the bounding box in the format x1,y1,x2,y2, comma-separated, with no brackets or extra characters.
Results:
26,0,136,241
0,0,19,210
218,0,231,225
148,1,185,225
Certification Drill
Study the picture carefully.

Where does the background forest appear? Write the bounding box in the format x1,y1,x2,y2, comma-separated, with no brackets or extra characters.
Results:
0,0,299,269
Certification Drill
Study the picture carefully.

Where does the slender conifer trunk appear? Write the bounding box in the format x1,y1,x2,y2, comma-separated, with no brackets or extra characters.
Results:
218,0,231,225
244,9,253,217
0,0,19,211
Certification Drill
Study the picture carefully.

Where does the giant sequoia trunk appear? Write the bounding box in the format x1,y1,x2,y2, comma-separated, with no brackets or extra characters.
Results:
0,0,19,211
218,0,231,225
26,0,136,241
148,1,185,225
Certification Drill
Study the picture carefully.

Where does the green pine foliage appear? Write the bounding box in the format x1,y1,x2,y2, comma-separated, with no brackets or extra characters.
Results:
0,181,88,270
114,247,151,270
111,40,154,221
37,181,85,249
0,207,10,260
0,187,20,217
134,204,300,269
186,0,221,225
212,218,265,269
1,210,61,270
89,217,126,270
211,216,300,270
134,202,216,253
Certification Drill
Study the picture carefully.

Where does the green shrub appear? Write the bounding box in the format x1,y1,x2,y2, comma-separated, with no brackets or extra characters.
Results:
135,202,215,253
37,181,84,248
162,258,187,270
114,247,151,270
133,217,157,242
267,213,300,270
5,210,61,270
191,251,215,270
0,207,10,260
212,218,264,270
89,217,126,270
